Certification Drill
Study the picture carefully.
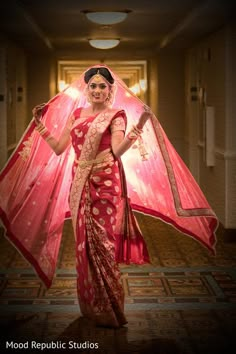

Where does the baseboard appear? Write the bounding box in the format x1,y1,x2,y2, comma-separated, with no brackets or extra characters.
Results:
223,228,236,242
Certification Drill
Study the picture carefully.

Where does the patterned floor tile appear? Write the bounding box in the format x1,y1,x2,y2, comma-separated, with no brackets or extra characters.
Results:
1,216,236,353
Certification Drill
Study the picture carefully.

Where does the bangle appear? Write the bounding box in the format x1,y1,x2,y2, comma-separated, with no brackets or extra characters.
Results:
35,123,52,140
133,125,143,134
126,125,143,141
35,123,47,135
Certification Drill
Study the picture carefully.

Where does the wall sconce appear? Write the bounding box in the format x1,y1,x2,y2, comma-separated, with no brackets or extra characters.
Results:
82,10,130,25
88,39,120,49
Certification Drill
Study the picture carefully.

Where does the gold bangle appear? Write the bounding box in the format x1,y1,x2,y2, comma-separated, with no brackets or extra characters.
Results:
37,127,48,136
126,125,143,140
35,123,52,140
35,122,44,130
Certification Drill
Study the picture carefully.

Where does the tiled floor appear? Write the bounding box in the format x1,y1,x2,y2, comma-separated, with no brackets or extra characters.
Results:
0,214,236,353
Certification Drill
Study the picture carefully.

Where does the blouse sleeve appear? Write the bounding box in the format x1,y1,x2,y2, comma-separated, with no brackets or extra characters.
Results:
110,110,127,133
65,107,81,131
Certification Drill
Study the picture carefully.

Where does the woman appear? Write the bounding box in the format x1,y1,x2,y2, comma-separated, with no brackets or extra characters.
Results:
33,67,151,327
0,64,218,328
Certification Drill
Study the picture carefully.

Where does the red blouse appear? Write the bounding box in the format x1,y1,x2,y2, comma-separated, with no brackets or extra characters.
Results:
72,108,127,152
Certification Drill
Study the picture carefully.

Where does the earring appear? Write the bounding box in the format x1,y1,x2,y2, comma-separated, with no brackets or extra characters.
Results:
106,93,113,105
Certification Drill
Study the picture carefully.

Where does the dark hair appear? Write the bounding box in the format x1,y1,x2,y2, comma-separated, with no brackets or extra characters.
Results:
84,67,114,84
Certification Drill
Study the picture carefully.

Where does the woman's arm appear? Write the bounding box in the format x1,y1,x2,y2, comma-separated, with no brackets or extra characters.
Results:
33,104,73,155
36,123,72,155
111,109,153,158
111,130,126,157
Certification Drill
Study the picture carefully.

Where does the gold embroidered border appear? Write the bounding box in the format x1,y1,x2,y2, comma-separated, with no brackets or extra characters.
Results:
18,136,33,161
151,117,215,217
69,109,121,233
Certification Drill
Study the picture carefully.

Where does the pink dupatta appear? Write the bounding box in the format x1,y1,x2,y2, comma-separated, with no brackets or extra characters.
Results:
0,64,218,288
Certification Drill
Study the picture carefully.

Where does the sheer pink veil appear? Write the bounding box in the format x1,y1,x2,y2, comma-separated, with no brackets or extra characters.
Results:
0,64,218,288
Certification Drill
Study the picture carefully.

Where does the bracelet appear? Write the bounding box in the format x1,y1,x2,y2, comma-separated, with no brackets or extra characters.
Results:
126,125,143,141
133,125,143,134
35,123,52,141
35,123,47,135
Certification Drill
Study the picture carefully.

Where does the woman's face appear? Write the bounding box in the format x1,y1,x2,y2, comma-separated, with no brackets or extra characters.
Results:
87,75,110,104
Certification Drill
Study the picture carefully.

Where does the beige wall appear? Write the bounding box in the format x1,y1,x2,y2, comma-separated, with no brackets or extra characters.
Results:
225,23,236,228
0,38,27,166
0,47,7,167
0,39,56,168
27,54,57,121
156,52,185,160
148,58,158,115
185,23,236,228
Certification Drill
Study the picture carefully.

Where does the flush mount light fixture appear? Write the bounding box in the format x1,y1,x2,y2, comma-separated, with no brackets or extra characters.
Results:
88,39,120,50
82,10,131,25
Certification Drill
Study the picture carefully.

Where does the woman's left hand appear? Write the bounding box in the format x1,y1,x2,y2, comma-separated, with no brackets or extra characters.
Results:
32,103,47,125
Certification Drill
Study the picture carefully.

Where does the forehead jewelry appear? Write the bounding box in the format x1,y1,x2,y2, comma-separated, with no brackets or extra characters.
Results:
88,69,112,86
91,69,103,82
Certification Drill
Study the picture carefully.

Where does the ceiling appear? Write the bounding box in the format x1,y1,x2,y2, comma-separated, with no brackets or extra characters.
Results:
0,0,235,59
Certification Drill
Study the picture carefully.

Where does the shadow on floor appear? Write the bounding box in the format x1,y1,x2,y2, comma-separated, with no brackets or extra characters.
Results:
55,316,185,354
0,315,186,354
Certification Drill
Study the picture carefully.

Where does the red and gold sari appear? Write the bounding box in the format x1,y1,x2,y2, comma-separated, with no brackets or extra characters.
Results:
0,65,218,325
69,107,149,327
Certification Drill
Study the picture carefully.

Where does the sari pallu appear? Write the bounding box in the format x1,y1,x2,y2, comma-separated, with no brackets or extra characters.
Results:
70,109,149,327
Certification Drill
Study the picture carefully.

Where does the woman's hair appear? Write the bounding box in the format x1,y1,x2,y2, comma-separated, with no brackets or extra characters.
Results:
84,67,114,85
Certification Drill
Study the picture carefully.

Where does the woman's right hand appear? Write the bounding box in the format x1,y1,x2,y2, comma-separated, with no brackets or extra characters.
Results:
137,105,154,129
32,103,47,125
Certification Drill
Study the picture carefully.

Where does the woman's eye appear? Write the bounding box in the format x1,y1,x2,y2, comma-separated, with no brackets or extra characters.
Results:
89,83,107,90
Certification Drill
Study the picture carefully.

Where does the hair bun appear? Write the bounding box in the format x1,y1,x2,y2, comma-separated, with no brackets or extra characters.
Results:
84,67,114,84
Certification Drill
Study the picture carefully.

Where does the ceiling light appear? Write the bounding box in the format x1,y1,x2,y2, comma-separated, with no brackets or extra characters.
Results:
82,10,130,25
88,39,120,50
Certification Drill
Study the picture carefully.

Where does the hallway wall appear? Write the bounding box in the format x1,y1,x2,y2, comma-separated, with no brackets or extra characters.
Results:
156,52,186,160
27,54,57,121
0,46,7,167
185,22,236,230
0,37,27,165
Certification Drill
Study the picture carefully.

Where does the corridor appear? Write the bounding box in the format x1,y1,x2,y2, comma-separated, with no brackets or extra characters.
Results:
0,2,236,354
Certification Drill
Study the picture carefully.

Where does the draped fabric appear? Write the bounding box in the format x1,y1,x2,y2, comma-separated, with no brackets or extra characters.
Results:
0,64,218,291
70,108,149,326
